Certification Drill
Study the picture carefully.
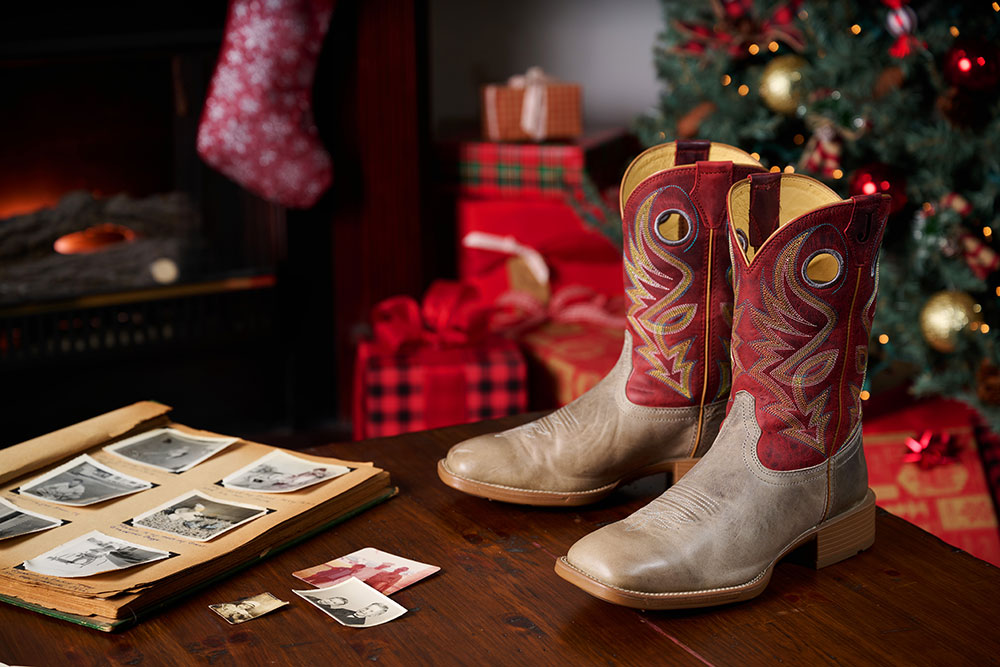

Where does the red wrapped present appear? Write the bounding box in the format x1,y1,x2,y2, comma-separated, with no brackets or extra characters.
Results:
863,397,1000,566
451,130,637,201
353,282,527,440
458,198,622,307
481,67,582,142
499,287,626,409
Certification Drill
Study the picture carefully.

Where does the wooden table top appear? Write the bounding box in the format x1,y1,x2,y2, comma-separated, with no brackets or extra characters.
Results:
2,414,999,666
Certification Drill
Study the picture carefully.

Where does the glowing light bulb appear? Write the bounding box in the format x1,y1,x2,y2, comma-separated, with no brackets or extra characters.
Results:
860,390,871,401
738,84,750,96
832,169,843,179
950,26,960,37
721,74,732,86
878,334,889,344
850,24,861,35
748,44,760,55
958,57,972,72
862,182,877,195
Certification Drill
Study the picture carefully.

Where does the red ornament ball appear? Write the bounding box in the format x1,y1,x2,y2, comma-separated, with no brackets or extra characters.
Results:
849,163,908,213
945,41,1000,91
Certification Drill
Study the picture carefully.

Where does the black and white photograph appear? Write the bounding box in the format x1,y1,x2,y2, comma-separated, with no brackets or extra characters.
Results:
221,450,351,493
0,497,62,541
21,530,171,578
105,427,238,473
293,577,407,628
131,491,267,542
209,592,288,625
19,455,153,506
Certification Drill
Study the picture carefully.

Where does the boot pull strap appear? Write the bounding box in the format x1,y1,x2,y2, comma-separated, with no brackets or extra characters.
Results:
748,172,782,254
845,194,890,269
675,140,711,165
692,161,734,229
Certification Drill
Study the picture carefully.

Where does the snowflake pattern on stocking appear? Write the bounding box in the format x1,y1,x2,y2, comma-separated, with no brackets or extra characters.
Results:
197,0,333,208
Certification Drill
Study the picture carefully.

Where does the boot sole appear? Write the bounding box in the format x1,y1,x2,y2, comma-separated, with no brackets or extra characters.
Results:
554,488,876,608
436,457,701,507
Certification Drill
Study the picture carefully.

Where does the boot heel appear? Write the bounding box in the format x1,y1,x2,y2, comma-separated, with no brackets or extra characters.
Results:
669,458,700,482
810,489,876,569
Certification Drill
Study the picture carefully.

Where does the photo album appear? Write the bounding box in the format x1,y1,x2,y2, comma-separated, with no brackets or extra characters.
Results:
0,402,395,631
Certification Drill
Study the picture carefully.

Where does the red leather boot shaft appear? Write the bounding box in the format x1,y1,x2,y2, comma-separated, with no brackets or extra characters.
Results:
622,159,764,409
727,173,890,470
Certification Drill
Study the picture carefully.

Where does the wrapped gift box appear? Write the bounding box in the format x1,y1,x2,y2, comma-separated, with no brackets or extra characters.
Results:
481,74,581,142
458,198,623,306
863,397,1000,566
354,335,527,440
451,130,638,201
352,283,528,440
519,321,624,409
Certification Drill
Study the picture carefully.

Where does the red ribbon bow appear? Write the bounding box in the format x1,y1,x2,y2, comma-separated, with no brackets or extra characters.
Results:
903,430,962,469
490,285,626,336
371,280,491,352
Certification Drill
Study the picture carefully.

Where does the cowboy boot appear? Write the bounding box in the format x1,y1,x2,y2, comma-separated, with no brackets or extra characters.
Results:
437,141,766,506
555,172,889,607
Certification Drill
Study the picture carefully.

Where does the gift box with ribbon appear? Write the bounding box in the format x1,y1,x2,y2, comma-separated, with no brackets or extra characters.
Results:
481,67,582,143
492,286,627,409
352,281,528,440
458,199,623,308
863,397,1000,566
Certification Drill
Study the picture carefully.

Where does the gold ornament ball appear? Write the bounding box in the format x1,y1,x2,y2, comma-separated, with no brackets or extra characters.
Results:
919,290,980,353
759,55,808,115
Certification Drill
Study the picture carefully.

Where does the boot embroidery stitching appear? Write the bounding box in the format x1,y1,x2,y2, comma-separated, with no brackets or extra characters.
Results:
732,230,839,457
499,409,582,440
622,483,721,533
625,187,700,400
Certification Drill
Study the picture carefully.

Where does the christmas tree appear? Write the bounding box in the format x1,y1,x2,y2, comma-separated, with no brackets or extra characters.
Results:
632,0,1000,428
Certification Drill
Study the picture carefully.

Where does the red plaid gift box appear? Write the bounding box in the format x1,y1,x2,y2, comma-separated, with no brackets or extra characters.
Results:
451,130,638,201
352,282,527,440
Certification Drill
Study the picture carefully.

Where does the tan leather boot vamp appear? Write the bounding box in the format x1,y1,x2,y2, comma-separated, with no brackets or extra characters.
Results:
555,391,874,608
437,331,726,506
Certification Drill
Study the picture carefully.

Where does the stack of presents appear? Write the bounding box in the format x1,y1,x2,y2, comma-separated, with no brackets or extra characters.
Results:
352,70,1000,566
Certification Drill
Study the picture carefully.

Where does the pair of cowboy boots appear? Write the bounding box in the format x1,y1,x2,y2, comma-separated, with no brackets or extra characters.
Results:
438,140,889,609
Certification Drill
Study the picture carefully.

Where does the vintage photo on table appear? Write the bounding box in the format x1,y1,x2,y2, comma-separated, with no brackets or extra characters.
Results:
293,547,440,595
0,497,64,541
21,530,171,578
131,491,268,542
18,454,153,506
221,450,352,493
209,592,288,624
105,427,238,473
294,577,407,627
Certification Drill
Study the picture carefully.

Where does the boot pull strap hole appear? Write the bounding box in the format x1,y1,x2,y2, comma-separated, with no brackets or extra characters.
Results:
655,210,692,246
803,250,844,288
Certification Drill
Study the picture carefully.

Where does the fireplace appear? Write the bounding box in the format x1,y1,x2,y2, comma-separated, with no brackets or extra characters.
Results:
1,1,431,445
0,4,291,443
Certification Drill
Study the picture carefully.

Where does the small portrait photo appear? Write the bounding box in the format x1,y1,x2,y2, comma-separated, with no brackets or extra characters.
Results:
293,547,440,595
0,497,62,541
22,530,170,578
19,454,152,506
209,592,288,625
221,450,351,494
294,577,407,628
105,427,238,473
131,491,267,542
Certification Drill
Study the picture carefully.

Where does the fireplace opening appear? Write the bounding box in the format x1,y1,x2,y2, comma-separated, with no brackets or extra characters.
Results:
0,6,295,443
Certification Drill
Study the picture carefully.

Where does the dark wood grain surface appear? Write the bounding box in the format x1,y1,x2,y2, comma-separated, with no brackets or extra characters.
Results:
1,414,998,666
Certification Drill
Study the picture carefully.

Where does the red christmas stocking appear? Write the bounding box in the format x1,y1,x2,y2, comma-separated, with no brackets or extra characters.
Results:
197,0,334,209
